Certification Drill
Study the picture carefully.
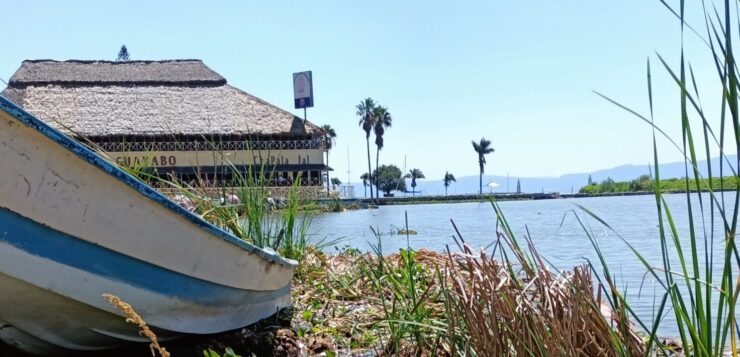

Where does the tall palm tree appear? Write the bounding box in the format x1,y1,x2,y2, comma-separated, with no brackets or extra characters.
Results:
360,172,370,198
472,138,495,195
443,171,456,196
357,98,376,202
405,168,425,196
320,124,337,193
372,105,392,200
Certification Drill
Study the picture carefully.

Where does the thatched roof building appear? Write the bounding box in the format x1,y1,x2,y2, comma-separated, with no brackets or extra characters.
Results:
2,60,323,139
1,59,330,188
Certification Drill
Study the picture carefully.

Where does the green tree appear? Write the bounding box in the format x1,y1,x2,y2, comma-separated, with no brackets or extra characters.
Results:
472,137,495,195
600,177,616,193
357,98,377,203
117,45,130,61
372,105,392,201
443,171,456,196
516,178,521,194
321,124,337,193
372,164,406,196
405,168,425,196
360,172,370,198
330,177,342,189
629,174,653,192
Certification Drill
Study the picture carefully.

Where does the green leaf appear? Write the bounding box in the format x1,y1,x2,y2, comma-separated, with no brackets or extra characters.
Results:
224,347,241,357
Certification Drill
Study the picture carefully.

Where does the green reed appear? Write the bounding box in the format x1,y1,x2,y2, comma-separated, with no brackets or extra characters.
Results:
591,1,740,355
363,212,446,355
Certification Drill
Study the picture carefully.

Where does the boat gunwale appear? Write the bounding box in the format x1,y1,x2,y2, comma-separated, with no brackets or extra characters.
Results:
0,95,297,268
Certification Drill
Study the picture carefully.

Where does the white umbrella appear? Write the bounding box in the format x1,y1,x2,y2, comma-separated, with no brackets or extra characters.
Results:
487,181,499,193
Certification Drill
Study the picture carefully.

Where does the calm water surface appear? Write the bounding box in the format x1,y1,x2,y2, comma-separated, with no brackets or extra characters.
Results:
309,193,738,337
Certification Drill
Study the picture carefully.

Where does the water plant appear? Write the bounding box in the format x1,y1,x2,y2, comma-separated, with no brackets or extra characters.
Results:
326,195,343,212
590,1,740,354
442,206,644,356
363,214,446,355
290,205,657,356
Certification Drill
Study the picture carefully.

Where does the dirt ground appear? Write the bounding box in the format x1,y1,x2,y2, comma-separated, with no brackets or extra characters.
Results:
0,309,321,357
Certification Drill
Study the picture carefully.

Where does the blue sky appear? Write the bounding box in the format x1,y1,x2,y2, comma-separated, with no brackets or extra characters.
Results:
0,1,728,182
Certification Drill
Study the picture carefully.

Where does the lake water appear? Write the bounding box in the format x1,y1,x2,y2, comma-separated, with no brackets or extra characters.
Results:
308,192,738,338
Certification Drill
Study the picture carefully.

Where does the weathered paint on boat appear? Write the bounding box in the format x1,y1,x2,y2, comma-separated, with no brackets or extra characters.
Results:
0,95,296,355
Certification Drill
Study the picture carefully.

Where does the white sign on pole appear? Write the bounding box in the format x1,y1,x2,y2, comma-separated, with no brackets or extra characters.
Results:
293,71,314,109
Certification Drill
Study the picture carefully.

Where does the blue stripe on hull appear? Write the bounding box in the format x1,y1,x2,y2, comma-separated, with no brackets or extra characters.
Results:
0,207,288,306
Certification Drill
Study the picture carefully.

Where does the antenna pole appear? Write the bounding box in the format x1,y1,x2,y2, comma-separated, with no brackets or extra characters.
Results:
346,146,351,185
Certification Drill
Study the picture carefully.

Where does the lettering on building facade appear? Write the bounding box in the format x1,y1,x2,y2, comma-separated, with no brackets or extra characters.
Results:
113,149,323,168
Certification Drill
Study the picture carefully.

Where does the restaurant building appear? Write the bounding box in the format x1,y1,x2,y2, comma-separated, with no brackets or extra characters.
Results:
1,60,330,192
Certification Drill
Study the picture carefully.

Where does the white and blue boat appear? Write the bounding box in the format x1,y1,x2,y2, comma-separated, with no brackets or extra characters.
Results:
0,95,296,355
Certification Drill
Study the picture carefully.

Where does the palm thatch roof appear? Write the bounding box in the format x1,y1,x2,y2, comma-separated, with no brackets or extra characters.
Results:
1,60,323,138
8,60,226,87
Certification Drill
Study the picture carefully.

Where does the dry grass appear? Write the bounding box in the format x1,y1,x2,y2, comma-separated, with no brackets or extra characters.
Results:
94,241,655,357
442,237,644,356
291,234,652,357
103,293,171,357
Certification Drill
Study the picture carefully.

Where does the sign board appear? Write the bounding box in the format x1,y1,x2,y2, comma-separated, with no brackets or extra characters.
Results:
112,149,325,168
293,71,314,109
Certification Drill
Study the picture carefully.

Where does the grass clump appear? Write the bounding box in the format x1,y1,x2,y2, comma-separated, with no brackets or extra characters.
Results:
363,225,447,355
443,206,644,356
166,164,316,262
291,239,449,355
290,207,653,356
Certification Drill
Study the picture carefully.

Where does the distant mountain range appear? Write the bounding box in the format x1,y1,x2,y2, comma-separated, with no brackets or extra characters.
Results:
345,155,737,198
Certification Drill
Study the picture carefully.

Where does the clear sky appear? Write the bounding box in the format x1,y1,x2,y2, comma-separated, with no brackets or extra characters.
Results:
0,1,729,182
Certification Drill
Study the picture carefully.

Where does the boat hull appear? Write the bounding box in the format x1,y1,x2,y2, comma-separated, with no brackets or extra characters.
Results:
0,96,295,354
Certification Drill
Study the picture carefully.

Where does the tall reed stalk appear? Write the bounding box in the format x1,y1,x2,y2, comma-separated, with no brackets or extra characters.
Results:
592,1,740,355
363,212,446,355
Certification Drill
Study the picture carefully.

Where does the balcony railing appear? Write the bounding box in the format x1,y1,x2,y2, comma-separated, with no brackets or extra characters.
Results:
92,139,326,152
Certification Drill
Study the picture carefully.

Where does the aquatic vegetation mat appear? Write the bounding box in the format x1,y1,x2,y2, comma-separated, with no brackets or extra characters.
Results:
288,226,655,356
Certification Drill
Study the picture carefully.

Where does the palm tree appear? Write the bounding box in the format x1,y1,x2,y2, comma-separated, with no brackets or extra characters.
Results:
472,138,495,195
443,171,456,196
330,177,342,190
357,98,376,202
320,124,337,193
360,172,370,198
405,168,425,196
372,105,392,200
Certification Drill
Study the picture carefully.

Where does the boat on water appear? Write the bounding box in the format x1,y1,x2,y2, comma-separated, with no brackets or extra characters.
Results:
0,95,296,355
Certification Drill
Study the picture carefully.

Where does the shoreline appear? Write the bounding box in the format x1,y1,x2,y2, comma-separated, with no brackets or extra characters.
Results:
336,188,737,207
